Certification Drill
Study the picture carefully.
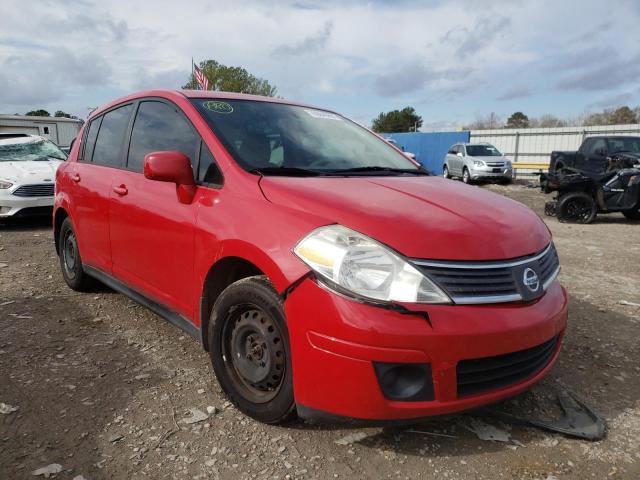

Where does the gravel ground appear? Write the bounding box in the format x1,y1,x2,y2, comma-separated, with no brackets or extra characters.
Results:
1,183,639,480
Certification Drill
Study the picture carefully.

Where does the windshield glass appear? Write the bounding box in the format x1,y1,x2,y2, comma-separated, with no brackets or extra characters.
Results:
606,137,640,154
192,99,421,175
465,145,502,157
0,138,67,162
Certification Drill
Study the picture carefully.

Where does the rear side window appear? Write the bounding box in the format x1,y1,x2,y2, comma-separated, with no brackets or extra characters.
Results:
92,104,134,167
81,117,102,162
127,101,198,172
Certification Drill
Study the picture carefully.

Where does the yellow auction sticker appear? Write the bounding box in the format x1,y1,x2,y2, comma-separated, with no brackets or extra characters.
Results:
203,101,234,114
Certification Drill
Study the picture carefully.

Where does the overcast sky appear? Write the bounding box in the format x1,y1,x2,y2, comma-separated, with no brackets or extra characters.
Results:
1,0,639,129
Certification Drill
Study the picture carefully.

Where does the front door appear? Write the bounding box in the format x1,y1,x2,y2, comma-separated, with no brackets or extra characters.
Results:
109,100,200,319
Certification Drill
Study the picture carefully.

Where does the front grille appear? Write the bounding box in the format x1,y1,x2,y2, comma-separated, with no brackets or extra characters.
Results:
486,162,505,167
456,335,559,397
413,243,560,304
12,184,54,197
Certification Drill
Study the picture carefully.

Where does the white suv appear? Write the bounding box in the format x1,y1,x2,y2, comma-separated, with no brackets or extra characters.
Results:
0,134,67,218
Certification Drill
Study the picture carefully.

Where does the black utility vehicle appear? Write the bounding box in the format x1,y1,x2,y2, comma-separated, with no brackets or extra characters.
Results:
541,156,640,224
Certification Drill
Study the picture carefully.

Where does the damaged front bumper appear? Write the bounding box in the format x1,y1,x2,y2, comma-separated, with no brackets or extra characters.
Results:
285,277,568,423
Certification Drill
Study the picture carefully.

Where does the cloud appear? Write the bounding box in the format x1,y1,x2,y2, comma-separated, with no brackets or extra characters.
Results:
0,48,112,107
496,85,533,101
556,54,640,91
374,62,473,97
443,14,510,59
272,21,333,56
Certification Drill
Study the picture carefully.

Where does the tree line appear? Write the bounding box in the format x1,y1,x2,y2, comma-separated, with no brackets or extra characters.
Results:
466,105,640,130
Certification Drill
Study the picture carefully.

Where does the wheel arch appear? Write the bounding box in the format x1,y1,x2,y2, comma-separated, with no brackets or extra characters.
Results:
53,207,70,255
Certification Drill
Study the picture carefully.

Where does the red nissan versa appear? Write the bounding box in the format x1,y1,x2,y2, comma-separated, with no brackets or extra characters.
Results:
54,90,568,424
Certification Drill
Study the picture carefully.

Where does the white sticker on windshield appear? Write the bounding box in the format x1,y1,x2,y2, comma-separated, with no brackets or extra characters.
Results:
304,109,342,121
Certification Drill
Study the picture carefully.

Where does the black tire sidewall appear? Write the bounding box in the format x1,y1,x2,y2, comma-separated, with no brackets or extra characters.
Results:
622,207,640,220
208,276,295,424
558,192,597,224
59,217,90,290
443,166,449,178
462,168,470,184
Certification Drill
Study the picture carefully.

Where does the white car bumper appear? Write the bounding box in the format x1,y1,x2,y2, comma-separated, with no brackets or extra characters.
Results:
0,185,54,217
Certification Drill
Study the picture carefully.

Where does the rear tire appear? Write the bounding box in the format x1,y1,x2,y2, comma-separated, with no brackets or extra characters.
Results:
208,276,295,424
622,207,640,220
58,217,96,291
557,192,597,224
443,165,450,179
462,168,471,184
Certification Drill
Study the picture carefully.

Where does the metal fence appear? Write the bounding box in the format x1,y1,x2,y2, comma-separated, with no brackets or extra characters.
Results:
470,124,640,176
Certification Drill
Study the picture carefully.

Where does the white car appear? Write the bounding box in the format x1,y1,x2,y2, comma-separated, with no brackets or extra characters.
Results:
443,143,512,184
0,134,67,218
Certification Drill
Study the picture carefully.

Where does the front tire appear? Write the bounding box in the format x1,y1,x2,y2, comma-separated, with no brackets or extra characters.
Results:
443,165,450,179
462,168,471,184
557,192,597,224
209,276,295,424
58,217,95,291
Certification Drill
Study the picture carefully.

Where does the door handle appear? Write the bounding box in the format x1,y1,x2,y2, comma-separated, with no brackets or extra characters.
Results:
113,185,128,196
71,173,81,183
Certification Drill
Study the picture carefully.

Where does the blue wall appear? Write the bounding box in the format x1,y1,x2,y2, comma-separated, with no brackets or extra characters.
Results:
384,131,470,174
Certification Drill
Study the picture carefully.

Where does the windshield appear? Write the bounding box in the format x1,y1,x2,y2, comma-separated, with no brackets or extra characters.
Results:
192,99,421,175
0,139,67,162
465,145,502,157
606,137,640,154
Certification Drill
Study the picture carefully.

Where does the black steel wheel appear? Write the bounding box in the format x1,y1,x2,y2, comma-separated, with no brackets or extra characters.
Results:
557,192,597,224
58,217,95,291
209,276,295,424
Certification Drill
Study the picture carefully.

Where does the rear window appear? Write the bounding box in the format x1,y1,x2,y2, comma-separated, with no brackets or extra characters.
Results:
81,117,102,162
92,104,134,168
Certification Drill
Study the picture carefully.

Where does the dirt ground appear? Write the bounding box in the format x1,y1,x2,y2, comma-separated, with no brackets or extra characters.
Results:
1,183,639,480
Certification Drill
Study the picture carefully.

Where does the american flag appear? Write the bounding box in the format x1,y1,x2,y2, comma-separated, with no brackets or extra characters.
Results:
193,63,209,90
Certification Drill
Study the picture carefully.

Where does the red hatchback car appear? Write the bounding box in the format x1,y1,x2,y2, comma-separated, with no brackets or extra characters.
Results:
54,90,568,424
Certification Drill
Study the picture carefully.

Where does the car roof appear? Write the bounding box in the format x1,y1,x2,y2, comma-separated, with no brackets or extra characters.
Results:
0,133,45,146
585,135,640,140
88,89,331,122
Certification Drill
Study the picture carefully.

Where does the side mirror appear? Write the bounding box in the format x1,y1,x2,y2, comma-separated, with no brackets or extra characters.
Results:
144,151,196,204
456,152,464,157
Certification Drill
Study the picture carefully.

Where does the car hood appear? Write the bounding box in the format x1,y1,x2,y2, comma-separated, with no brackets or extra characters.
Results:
470,156,509,162
259,175,550,261
0,159,63,183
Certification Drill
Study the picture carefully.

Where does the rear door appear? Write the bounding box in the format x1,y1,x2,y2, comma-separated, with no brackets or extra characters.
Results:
65,103,134,273
108,99,200,319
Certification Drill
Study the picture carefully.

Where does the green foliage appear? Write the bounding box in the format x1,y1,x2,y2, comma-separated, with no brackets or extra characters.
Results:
25,109,51,117
54,110,72,118
506,111,529,128
371,107,423,133
183,60,277,97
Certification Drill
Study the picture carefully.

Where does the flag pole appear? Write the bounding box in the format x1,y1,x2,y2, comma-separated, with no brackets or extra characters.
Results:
191,57,194,90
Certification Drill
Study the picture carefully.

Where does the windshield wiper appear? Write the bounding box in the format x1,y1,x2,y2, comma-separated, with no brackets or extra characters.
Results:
249,167,324,177
327,166,430,176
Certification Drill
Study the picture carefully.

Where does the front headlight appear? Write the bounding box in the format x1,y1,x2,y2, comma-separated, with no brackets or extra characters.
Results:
293,225,451,304
473,160,484,167
0,180,13,189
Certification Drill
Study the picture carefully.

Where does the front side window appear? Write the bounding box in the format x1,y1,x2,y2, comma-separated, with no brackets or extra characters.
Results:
587,139,607,156
466,145,502,157
199,143,223,185
0,138,67,162
92,104,134,167
127,101,199,172
192,99,423,176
